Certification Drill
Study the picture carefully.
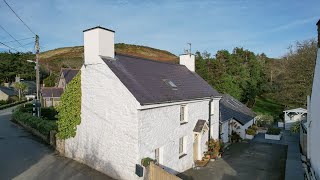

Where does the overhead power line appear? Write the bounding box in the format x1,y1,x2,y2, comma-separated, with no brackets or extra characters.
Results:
3,36,34,44
3,0,36,35
0,24,27,51
0,41,18,52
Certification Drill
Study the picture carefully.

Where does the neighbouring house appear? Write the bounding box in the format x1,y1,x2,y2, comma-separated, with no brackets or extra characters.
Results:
61,26,221,180
307,19,320,179
58,68,80,90
41,69,79,107
219,94,257,143
283,108,307,130
41,87,64,107
0,86,18,101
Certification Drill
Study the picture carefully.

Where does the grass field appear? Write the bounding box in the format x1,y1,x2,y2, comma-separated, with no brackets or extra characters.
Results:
253,96,285,120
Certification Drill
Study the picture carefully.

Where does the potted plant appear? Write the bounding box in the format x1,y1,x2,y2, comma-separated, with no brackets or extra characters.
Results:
265,127,282,140
245,127,256,139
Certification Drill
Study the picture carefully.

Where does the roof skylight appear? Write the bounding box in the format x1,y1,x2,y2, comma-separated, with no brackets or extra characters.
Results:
163,79,178,90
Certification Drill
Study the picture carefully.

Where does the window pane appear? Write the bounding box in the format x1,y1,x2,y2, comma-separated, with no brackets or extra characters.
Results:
180,106,185,122
155,148,159,162
179,137,183,154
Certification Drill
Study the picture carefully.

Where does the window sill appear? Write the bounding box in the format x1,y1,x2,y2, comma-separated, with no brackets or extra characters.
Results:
179,154,187,159
180,122,188,125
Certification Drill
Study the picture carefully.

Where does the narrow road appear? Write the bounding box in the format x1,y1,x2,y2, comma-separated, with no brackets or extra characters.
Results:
0,106,113,180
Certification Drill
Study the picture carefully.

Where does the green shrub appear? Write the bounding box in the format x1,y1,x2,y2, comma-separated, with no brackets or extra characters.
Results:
251,124,258,131
290,121,300,134
12,109,57,136
231,131,241,142
267,127,281,135
41,107,58,120
141,157,154,167
246,128,256,135
256,115,274,127
0,100,7,106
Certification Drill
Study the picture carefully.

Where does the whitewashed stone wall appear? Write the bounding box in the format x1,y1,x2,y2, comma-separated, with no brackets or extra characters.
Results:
221,121,229,143
138,99,219,174
310,49,320,179
64,60,141,180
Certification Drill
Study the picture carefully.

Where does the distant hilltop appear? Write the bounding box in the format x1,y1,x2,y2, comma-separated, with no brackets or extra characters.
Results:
39,43,178,72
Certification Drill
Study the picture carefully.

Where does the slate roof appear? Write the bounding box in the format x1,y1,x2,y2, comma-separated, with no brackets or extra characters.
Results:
220,94,256,125
102,54,220,105
193,120,207,133
41,87,64,98
61,69,79,84
0,86,17,96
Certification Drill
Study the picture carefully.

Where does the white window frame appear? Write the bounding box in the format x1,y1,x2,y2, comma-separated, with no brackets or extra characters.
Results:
155,147,163,164
179,136,187,157
180,105,188,124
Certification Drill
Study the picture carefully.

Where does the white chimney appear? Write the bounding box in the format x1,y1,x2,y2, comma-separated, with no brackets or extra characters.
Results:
83,26,115,65
179,54,195,72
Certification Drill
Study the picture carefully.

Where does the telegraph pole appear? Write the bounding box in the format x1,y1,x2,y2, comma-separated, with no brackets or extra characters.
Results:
35,35,40,117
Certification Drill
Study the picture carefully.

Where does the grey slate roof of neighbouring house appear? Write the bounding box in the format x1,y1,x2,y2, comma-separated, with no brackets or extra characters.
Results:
0,86,17,96
61,69,79,84
193,120,207,133
220,94,256,125
41,87,64,98
102,54,220,105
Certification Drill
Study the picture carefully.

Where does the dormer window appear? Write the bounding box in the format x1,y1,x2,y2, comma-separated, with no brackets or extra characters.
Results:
163,79,178,90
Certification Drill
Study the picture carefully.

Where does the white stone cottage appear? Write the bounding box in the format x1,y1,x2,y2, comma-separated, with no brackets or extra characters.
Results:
283,108,307,130
307,19,320,179
219,94,256,143
63,26,221,180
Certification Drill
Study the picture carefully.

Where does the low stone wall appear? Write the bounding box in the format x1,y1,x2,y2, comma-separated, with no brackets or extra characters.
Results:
245,134,254,139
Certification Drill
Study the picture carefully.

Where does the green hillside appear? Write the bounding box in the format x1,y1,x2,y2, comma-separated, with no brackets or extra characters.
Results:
40,43,178,72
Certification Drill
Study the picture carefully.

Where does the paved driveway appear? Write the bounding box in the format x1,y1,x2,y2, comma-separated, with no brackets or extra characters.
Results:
178,141,287,180
0,106,114,180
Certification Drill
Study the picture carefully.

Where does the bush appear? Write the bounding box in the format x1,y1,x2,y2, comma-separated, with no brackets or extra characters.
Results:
0,100,28,110
231,131,241,142
256,115,274,127
251,124,258,131
0,100,7,106
41,107,58,120
206,139,220,158
141,157,154,167
267,127,281,135
12,109,57,136
290,121,300,134
246,128,256,135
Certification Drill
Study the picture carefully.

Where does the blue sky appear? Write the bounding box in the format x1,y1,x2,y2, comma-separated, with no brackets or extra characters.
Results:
0,0,319,58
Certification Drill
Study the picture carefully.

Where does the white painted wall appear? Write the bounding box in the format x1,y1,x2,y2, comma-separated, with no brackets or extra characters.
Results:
138,100,217,174
310,49,320,179
231,119,254,139
220,121,230,143
84,27,115,66
179,54,195,72
64,60,141,179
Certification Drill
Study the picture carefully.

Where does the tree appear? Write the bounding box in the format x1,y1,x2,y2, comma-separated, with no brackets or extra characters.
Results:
43,73,58,87
14,82,28,101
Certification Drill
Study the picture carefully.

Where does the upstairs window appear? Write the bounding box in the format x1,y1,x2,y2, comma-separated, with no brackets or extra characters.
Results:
179,136,187,158
180,105,188,124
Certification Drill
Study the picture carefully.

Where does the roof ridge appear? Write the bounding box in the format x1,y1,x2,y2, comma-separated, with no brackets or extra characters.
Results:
115,53,182,66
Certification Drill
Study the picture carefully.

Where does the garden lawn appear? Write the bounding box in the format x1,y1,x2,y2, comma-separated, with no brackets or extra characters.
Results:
253,96,284,120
